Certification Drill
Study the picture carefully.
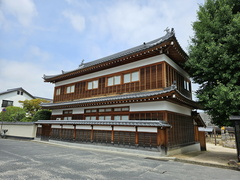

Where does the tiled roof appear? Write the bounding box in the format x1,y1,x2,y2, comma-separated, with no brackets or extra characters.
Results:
41,85,177,108
35,120,171,127
0,87,35,99
43,30,176,80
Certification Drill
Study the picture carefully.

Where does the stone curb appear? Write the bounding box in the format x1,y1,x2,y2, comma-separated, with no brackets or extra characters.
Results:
174,158,240,171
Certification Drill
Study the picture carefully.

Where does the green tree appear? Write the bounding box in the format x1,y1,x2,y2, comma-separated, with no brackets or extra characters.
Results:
19,99,50,118
186,0,240,126
0,106,26,122
32,109,51,121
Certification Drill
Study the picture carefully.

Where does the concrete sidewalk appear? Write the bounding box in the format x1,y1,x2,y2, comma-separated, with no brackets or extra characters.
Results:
171,143,240,170
34,139,240,171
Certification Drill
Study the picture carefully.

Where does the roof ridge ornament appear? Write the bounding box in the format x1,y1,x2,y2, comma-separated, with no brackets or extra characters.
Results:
79,59,85,69
171,80,177,89
164,27,175,36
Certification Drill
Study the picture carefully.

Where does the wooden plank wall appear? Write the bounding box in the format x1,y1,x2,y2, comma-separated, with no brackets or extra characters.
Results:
165,63,191,98
53,63,164,103
37,127,159,148
167,112,195,147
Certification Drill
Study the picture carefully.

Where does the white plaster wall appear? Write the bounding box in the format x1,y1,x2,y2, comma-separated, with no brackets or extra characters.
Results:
55,54,190,87
76,125,91,129
130,101,192,116
0,91,34,108
114,126,135,131
138,127,157,133
63,125,74,129
53,101,191,117
52,125,61,129
1,124,37,138
93,126,112,130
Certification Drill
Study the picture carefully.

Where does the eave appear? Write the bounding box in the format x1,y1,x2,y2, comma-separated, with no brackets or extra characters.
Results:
41,85,199,110
35,120,171,128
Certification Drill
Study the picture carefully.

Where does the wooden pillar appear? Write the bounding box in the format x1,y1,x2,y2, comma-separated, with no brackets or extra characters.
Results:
135,126,139,146
111,126,114,144
162,62,166,88
73,125,76,140
90,125,94,142
198,131,206,151
157,127,165,146
194,126,199,142
157,127,169,154
60,124,63,139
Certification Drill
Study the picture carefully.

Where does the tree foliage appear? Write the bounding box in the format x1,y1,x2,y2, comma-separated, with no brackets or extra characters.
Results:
186,0,240,126
0,106,26,122
32,109,51,121
19,99,50,117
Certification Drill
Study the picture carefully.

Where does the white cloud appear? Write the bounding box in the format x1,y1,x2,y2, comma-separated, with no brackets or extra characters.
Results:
1,0,37,27
29,46,51,62
62,10,85,32
0,58,53,98
88,0,200,50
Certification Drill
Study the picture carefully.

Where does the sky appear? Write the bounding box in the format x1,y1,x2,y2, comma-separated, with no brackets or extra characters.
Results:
0,0,205,99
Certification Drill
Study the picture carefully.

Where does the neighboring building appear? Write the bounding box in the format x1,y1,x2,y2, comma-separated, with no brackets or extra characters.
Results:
37,29,205,153
0,87,35,108
0,87,52,109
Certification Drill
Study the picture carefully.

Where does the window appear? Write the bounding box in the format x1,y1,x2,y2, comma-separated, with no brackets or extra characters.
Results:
64,117,72,120
88,80,98,89
114,115,129,120
107,75,121,86
184,80,190,91
114,107,129,112
85,109,97,113
2,100,13,107
124,71,139,83
56,88,61,95
85,116,96,120
66,85,75,93
17,91,23,95
63,110,73,114
99,116,111,120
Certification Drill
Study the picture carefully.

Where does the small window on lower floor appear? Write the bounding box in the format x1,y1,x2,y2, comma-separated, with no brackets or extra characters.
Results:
99,116,111,120
114,115,129,120
85,116,96,120
64,117,72,120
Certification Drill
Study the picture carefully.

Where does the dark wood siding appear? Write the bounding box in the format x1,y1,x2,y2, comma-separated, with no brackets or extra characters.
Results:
167,112,194,147
53,63,164,103
165,63,191,98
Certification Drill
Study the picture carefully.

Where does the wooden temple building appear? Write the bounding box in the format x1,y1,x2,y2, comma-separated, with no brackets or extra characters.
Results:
36,29,205,154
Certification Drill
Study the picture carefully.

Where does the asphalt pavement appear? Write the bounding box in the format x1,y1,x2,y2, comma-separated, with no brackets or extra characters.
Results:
0,139,239,180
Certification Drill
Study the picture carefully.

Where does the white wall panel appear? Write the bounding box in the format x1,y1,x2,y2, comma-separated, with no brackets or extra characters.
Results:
76,125,92,129
138,127,157,132
63,125,74,129
52,125,62,129
114,126,135,132
93,126,112,130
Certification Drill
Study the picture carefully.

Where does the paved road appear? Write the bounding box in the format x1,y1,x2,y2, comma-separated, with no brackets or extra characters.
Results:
0,139,239,180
